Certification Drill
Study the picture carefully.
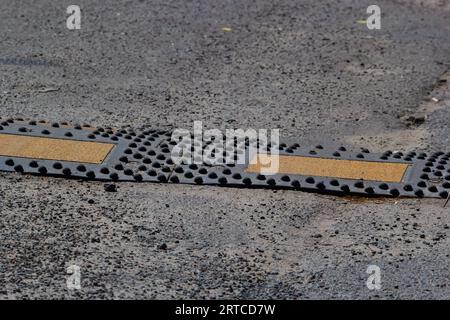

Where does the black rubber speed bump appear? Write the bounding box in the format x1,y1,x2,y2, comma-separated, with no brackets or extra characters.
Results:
0,118,449,199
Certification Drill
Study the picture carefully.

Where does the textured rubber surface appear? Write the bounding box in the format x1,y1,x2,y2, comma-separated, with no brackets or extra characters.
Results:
0,118,449,199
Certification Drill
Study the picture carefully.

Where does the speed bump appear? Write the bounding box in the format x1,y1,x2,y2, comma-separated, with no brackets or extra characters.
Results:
0,117,448,199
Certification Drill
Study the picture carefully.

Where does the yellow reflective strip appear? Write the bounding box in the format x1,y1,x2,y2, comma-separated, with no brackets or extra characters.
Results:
246,154,409,183
0,134,114,164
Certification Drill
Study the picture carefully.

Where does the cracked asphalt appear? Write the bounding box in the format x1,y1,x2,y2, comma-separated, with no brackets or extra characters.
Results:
0,0,450,299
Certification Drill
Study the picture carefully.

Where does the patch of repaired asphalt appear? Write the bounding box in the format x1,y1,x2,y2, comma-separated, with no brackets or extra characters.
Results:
0,0,450,299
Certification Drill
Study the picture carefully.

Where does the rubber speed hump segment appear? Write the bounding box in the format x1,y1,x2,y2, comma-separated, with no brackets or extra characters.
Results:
0,118,449,199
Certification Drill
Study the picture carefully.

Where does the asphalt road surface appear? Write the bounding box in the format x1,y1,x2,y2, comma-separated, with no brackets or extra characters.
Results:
0,0,450,299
